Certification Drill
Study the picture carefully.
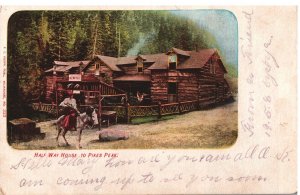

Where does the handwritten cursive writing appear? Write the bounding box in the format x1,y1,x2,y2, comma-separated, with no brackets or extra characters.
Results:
241,10,253,65
240,9,256,137
8,144,292,192
261,36,279,137
10,157,52,171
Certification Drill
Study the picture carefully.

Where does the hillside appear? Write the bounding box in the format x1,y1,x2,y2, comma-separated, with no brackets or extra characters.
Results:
7,10,237,119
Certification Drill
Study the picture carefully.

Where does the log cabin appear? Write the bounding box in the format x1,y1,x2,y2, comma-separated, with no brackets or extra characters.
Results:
44,47,232,106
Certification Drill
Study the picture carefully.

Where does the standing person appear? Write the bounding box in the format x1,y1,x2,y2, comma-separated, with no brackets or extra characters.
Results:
136,91,144,104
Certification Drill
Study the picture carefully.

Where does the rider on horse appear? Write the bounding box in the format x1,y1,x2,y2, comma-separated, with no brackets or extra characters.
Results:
58,90,79,131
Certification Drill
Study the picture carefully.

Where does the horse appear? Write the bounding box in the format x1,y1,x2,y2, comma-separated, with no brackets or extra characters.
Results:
56,106,95,149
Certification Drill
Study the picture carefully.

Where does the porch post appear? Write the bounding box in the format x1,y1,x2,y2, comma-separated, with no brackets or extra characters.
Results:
178,101,182,114
125,102,131,124
158,101,162,119
98,92,102,130
53,64,58,117
55,81,58,118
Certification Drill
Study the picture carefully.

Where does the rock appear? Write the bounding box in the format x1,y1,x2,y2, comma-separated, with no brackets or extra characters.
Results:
97,129,129,141
8,118,45,143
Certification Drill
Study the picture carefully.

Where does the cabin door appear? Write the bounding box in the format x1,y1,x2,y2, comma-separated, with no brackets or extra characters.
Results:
167,82,178,103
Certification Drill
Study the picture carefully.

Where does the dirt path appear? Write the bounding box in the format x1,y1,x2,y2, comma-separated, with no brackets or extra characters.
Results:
11,101,237,150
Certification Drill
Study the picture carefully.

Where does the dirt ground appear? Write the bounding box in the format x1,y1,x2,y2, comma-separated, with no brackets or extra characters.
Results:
11,100,238,150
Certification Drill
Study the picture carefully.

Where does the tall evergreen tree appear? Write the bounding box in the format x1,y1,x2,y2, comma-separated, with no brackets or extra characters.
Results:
7,10,223,119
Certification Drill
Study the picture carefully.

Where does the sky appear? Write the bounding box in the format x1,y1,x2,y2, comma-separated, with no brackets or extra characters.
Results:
170,10,238,68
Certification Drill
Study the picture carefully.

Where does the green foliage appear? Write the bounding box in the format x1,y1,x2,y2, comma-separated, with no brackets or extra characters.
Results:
225,63,238,78
8,10,236,119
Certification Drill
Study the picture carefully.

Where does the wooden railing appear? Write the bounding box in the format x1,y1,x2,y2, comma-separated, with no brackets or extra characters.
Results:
32,98,216,123
129,105,159,117
99,81,125,96
160,102,180,116
32,103,57,115
179,100,198,113
102,106,126,118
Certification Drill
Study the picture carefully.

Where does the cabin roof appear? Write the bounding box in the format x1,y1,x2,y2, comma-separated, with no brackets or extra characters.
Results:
117,53,168,65
45,66,73,73
134,55,147,61
45,60,90,73
45,48,223,73
113,74,151,82
167,47,191,57
114,56,136,65
177,49,217,69
148,48,217,70
144,53,169,69
54,60,90,66
95,55,122,71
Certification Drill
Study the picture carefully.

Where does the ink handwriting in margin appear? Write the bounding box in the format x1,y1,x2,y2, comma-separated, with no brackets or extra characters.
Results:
9,144,292,191
240,9,255,137
262,35,279,137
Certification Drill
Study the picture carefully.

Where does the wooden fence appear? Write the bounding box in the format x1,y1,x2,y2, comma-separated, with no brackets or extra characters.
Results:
32,103,57,115
32,99,213,123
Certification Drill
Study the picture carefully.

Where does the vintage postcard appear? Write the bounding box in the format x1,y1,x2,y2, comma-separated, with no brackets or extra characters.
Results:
0,6,297,194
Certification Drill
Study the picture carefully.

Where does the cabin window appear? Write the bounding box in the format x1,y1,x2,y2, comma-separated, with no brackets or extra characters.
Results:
137,61,143,73
168,82,177,94
95,63,100,76
100,73,106,77
53,65,57,75
210,63,216,74
169,54,177,70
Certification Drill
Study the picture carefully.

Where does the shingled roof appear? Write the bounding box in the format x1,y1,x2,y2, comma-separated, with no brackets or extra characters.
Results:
113,74,151,82
45,60,90,73
116,56,137,65
45,66,73,73
143,53,169,69
46,48,222,74
177,49,217,69
54,60,90,66
97,48,218,70
95,55,122,71
167,47,191,57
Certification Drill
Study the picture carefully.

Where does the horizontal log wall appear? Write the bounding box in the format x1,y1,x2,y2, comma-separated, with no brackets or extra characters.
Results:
119,64,138,74
85,60,114,84
177,71,199,102
198,54,231,106
151,70,200,103
150,70,168,103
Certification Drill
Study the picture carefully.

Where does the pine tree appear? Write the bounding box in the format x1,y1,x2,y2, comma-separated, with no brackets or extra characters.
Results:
7,10,223,119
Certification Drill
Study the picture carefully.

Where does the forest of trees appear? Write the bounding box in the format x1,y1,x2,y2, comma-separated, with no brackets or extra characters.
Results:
7,10,234,119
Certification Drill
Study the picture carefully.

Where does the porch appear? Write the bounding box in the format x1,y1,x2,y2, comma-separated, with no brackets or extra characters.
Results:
113,74,151,105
